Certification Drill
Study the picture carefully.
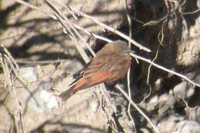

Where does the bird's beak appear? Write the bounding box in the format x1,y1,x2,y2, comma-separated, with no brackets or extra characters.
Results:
129,50,135,55
123,49,131,53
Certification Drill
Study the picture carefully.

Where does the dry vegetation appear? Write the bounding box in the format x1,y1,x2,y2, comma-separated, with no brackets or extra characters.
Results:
0,0,200,133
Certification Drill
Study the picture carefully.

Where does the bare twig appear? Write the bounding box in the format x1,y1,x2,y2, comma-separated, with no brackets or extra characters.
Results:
130,52,200,88
15,0,112,49
49,0,96,57
16,0,56,19
53,0,78,20
146,19,167,85
123,0,136,131
0,43,25,133
16,59,67,65
115,85,160,133
69,7,151,52
182,8,200,15
72,24,112,43
44,0,90,63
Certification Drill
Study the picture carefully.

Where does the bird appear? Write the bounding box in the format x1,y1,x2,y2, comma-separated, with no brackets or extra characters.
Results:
59,40,131,101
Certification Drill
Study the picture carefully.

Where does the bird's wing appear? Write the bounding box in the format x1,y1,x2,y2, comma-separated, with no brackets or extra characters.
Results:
69,60,93,86
68,55,109,86
83,55,112,75
72,71,111,90
68,55,113,92
59,71,110,101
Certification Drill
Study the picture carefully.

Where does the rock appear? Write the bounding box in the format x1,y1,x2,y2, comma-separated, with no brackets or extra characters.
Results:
172,120,200,133
19,67,38,82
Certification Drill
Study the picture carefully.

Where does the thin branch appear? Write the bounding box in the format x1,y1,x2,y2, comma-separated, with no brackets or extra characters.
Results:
69,7,151,52
130,52,200,88
115,85,160,133
51,0,96,57
16,0,56,19
0,44,25,133
44,0,90,63
15,0,112,50
72,24,112,43
182,8,200,15
53,0,78,20
123,0,136,131
16,59,67,65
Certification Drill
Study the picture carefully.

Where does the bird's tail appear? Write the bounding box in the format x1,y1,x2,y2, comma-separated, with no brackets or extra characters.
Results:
59,87,76,101
59,72,107,101
59,78,87,101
